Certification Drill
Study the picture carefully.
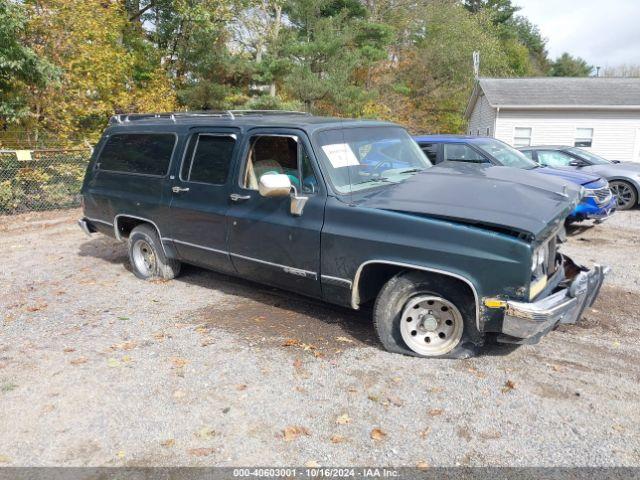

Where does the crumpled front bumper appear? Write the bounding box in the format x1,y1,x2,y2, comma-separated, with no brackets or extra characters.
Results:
499,262,610,342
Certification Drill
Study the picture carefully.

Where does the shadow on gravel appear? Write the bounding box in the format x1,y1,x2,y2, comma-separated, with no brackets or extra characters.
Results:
78,238,378,354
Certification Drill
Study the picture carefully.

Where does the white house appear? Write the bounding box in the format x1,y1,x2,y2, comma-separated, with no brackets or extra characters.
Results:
464,77,640,162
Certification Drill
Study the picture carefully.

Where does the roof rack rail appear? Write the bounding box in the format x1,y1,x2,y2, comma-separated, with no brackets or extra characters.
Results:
108,109,310,125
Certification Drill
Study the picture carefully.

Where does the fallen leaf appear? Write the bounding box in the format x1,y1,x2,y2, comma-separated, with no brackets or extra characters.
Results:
42,404,55,413
335,414,352,425
196,426,216,440
63,347,75,353
173,390,186,399
501,380,516,393
416,461,430,469
386,395,404,407
160,439,175,448
367,394,380,402
335,336,354,344
222,407,230,414
0,454,11,463
282,426,310,441
201,338,215,347
428,409,443,417
419,427,431,439
235,384,247,391
26,304,47,312
370,428,387,441
70,357,88,366
107,358,121,368
283,338,300,347
305,461,320,468
330,435,346,444
117,316,129,321
170,357,188,368
188,448,215,457
116,451,125,458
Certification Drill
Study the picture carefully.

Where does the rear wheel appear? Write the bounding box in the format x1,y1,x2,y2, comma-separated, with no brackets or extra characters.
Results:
610,180,637,210
128,224,181,280
373,271,478,358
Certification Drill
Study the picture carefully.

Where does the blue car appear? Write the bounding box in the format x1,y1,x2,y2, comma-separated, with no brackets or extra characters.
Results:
413,135,617,223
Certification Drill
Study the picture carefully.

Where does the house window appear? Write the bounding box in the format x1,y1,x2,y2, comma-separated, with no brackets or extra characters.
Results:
575,128,594,148
486,127,490,136
514,127,532,147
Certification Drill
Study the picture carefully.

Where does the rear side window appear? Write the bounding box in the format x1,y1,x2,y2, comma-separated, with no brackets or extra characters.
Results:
98,133,175,176
181,134,235,184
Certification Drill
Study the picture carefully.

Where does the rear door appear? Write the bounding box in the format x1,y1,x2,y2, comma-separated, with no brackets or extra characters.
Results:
226,129,326,297
167,128,239,274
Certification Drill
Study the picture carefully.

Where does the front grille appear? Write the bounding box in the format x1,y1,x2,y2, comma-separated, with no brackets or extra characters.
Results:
589,186,613,204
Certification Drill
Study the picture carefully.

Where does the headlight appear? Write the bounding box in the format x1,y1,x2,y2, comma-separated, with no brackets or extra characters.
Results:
531,243,549,275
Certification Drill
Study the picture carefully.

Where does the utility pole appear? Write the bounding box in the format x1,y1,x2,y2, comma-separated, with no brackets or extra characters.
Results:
473,51,480,79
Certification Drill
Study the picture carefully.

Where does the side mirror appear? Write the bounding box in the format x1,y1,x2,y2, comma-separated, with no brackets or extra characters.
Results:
569,160,586,167
258,173,309,216
258,174,292,197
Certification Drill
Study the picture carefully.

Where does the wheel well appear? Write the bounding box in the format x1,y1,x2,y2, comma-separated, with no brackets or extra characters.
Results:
610,178,638,195
355,263,477,311
115,216,158,240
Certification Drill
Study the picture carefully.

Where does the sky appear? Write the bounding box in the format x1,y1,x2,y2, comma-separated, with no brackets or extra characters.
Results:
513,0,640,69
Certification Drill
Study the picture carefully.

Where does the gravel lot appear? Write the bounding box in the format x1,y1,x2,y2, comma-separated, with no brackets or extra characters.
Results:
1,209,639,467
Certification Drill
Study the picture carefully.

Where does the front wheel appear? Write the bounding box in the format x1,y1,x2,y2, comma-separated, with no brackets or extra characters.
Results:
373,271,478,358
610,180,637,210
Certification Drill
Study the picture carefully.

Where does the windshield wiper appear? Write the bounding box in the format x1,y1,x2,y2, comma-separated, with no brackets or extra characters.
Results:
396,168,424,174
352,177,393,186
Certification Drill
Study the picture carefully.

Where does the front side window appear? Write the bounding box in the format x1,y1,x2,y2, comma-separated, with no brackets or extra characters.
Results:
575,128,594,148
181,134,235,184
443,144,486,163
314,126,430,194
514,127,532,147
242,135,317,194
98,133,175,176
474,139,538,169
537,150,574,167
420,143,438,163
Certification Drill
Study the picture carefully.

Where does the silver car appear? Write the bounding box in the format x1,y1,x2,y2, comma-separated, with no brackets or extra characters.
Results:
519,146,640,210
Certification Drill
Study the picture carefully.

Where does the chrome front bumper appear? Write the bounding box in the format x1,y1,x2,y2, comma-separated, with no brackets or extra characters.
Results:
500,264,609,341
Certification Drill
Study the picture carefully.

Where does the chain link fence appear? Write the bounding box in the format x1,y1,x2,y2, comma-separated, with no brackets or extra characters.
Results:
0,149,92,215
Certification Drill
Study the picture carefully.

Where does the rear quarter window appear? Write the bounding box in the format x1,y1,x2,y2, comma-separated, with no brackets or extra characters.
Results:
97,133,176,176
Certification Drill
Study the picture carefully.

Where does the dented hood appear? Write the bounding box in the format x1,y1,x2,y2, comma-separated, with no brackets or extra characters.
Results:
355,162,580,241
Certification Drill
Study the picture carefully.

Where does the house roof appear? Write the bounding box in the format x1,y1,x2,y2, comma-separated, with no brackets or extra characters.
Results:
465,77,640,118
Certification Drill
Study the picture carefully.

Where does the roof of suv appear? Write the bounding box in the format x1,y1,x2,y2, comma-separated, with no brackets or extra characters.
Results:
105,111,395,134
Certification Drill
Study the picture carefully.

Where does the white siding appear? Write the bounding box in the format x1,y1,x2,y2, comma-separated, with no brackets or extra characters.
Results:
467,93,496,136
494,109,640,162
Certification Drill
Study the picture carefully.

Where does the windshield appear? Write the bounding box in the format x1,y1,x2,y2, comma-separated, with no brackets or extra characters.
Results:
314,126,431,194
474,139,538,169
567,147,611,165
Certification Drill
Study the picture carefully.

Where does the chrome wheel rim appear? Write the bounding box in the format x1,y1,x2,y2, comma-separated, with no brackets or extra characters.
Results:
610,182,634,209
132,239,157,276
400,295,464,356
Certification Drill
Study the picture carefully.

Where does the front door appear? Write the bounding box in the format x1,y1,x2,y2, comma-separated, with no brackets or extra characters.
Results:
167,128,239,274
227,129,326,297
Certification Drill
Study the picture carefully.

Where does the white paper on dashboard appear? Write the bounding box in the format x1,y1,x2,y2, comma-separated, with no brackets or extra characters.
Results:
322,143,359,168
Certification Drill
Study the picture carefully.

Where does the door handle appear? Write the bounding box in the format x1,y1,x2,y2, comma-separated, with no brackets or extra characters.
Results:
229,193,251,202
172,186,190,193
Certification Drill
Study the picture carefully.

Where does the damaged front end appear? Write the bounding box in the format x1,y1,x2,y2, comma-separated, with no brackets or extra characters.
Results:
485,254,610,344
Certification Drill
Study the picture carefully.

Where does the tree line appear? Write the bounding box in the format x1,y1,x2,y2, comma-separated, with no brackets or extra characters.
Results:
1,0,600,147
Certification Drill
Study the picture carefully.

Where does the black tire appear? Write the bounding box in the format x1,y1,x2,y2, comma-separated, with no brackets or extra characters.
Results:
610,180,637,211
128,224,181,280
373,271,480,359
